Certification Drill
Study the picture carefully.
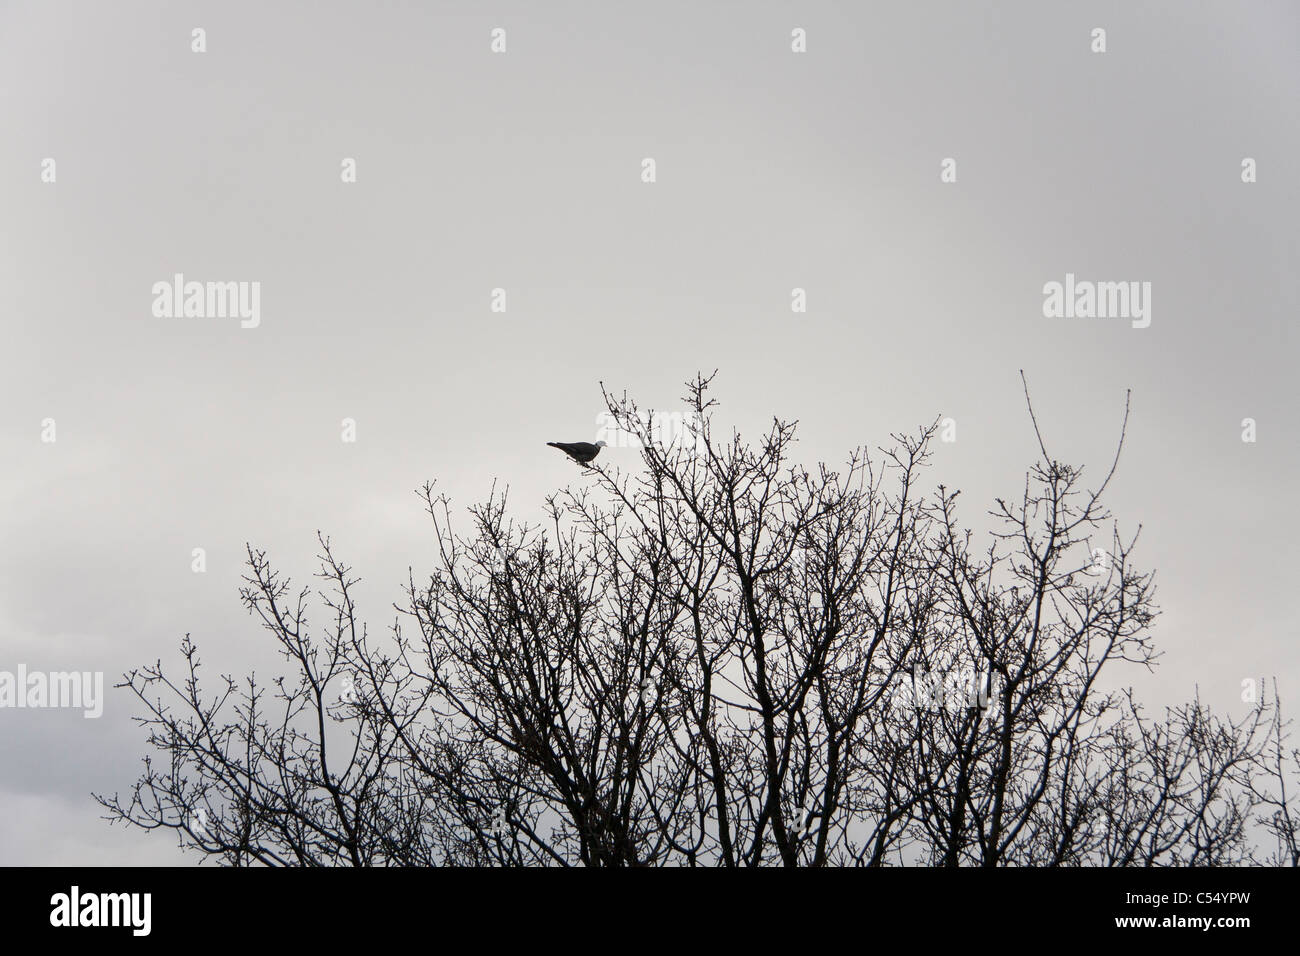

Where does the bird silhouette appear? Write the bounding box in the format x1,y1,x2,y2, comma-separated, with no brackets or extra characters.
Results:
547,440,606,464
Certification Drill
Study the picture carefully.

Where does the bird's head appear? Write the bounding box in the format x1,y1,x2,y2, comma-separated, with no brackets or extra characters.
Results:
596,440,607,448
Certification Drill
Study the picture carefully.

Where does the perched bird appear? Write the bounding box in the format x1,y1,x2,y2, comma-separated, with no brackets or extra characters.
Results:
547,440,606,464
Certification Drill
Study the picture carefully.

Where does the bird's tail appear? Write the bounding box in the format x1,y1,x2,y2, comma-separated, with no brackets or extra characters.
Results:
547,442,562,449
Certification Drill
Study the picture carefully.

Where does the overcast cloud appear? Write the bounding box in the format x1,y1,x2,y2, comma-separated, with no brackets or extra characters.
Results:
1,0,1296,864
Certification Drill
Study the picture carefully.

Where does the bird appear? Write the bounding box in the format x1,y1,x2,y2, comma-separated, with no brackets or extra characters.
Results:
547,440,606,464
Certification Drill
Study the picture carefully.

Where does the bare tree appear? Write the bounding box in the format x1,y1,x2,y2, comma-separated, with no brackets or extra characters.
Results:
97,373,1296,866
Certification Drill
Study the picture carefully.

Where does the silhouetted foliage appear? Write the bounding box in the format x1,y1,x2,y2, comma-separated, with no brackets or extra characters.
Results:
97,374,1298,866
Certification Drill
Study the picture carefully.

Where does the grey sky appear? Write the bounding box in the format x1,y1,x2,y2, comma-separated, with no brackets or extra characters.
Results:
1,0,1296,864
